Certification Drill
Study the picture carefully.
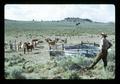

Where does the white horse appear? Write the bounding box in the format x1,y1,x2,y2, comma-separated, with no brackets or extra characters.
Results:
17,41,24,51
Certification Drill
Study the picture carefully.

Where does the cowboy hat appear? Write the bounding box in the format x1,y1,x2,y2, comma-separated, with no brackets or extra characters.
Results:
100,32,107,37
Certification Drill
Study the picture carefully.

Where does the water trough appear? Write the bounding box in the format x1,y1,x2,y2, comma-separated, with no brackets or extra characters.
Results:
49,43,100,58
64,43,100,57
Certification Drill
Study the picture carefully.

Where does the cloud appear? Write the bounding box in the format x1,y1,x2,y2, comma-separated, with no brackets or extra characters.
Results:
5,4,115,22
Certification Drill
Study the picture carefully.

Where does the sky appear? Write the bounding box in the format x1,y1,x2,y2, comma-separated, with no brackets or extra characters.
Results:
5,4,115,23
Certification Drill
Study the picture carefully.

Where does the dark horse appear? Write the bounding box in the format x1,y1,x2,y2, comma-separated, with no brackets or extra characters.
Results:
76,23,80,26
23,42,34,54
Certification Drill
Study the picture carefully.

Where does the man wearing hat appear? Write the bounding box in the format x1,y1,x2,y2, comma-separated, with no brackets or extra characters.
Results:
87,32,112,70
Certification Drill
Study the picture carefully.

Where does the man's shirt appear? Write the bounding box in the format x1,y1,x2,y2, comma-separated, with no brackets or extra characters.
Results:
99,38,110,50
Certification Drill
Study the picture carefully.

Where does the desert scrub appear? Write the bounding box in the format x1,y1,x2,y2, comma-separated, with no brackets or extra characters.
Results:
53,66,65,75
69,71,81,79
52,76,62,79
33,64,45,73
87,61,115,79
56,56,74,70
107,62,115,72
62,70,81,79
55,55,93,70
5,66,26,79
62,70,72,79
91,68,114,79
70,55,93,67
46,60,57,68
108,48,115,62
22,61,35,73
5,54,25,65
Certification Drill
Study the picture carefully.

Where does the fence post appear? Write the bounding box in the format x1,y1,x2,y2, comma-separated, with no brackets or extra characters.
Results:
62,43,64,50
94,42,95,46
14,40,17,51
9,40,13,51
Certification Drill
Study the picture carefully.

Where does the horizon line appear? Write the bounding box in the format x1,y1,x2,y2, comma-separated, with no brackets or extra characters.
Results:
5,18,115,23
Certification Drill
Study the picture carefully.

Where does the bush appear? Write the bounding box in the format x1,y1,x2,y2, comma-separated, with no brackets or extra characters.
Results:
69,71,80,79
56,55,93,70
11,69,26,79
5,66,26,79
107,62,115,72
52,76,62,79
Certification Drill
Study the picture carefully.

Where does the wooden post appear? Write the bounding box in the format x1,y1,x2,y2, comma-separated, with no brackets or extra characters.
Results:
35,41,37,47
24,47,26,54
62,43,64,50
49,45,51,50
94,42,95,46
81,41,83,45
86,50,88,54
14,40,17,51
9,40,13,51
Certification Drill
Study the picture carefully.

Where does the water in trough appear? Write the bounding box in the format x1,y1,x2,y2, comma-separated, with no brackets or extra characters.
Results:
50,43,100,58
64,43,100,57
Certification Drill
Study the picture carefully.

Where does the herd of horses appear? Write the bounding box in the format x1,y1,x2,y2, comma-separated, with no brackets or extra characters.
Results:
8,39,41,54
45,38,67,50
5,37,67,54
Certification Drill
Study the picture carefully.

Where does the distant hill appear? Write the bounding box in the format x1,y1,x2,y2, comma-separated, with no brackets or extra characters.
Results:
5,17,115,32
62,17,93,23
5,17,93,23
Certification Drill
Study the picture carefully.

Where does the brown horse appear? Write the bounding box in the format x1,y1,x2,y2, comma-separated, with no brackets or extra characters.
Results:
45,38,59,50
54,38,67,44
32,39,39,48
45,38,52,42
23,42,34,54
60,38,67,44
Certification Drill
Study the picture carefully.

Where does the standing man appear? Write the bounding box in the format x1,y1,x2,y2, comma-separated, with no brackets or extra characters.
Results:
87,32,112,70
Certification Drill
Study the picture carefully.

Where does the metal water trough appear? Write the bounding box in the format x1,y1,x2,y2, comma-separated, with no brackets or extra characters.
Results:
64,43,100,57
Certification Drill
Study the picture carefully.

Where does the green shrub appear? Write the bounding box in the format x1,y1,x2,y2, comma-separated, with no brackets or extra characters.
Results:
5,66,25,79
69,72,80,79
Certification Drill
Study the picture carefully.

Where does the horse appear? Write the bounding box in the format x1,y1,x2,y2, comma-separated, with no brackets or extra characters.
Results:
76,22,80,26
18,41,24,51
45,38,59,45
32,39,39,48
45,38,52,42
45,38,59,50
55,38,66,50
55,38,67,44
23,42,34,54
60,38,67,44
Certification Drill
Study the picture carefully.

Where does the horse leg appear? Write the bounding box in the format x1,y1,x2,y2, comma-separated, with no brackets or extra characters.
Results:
27,48,29,54
55,45,57,50
30,48,32,53
32,45,34,49
24,48,26,54
17,46,19,51
48,44,51,50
